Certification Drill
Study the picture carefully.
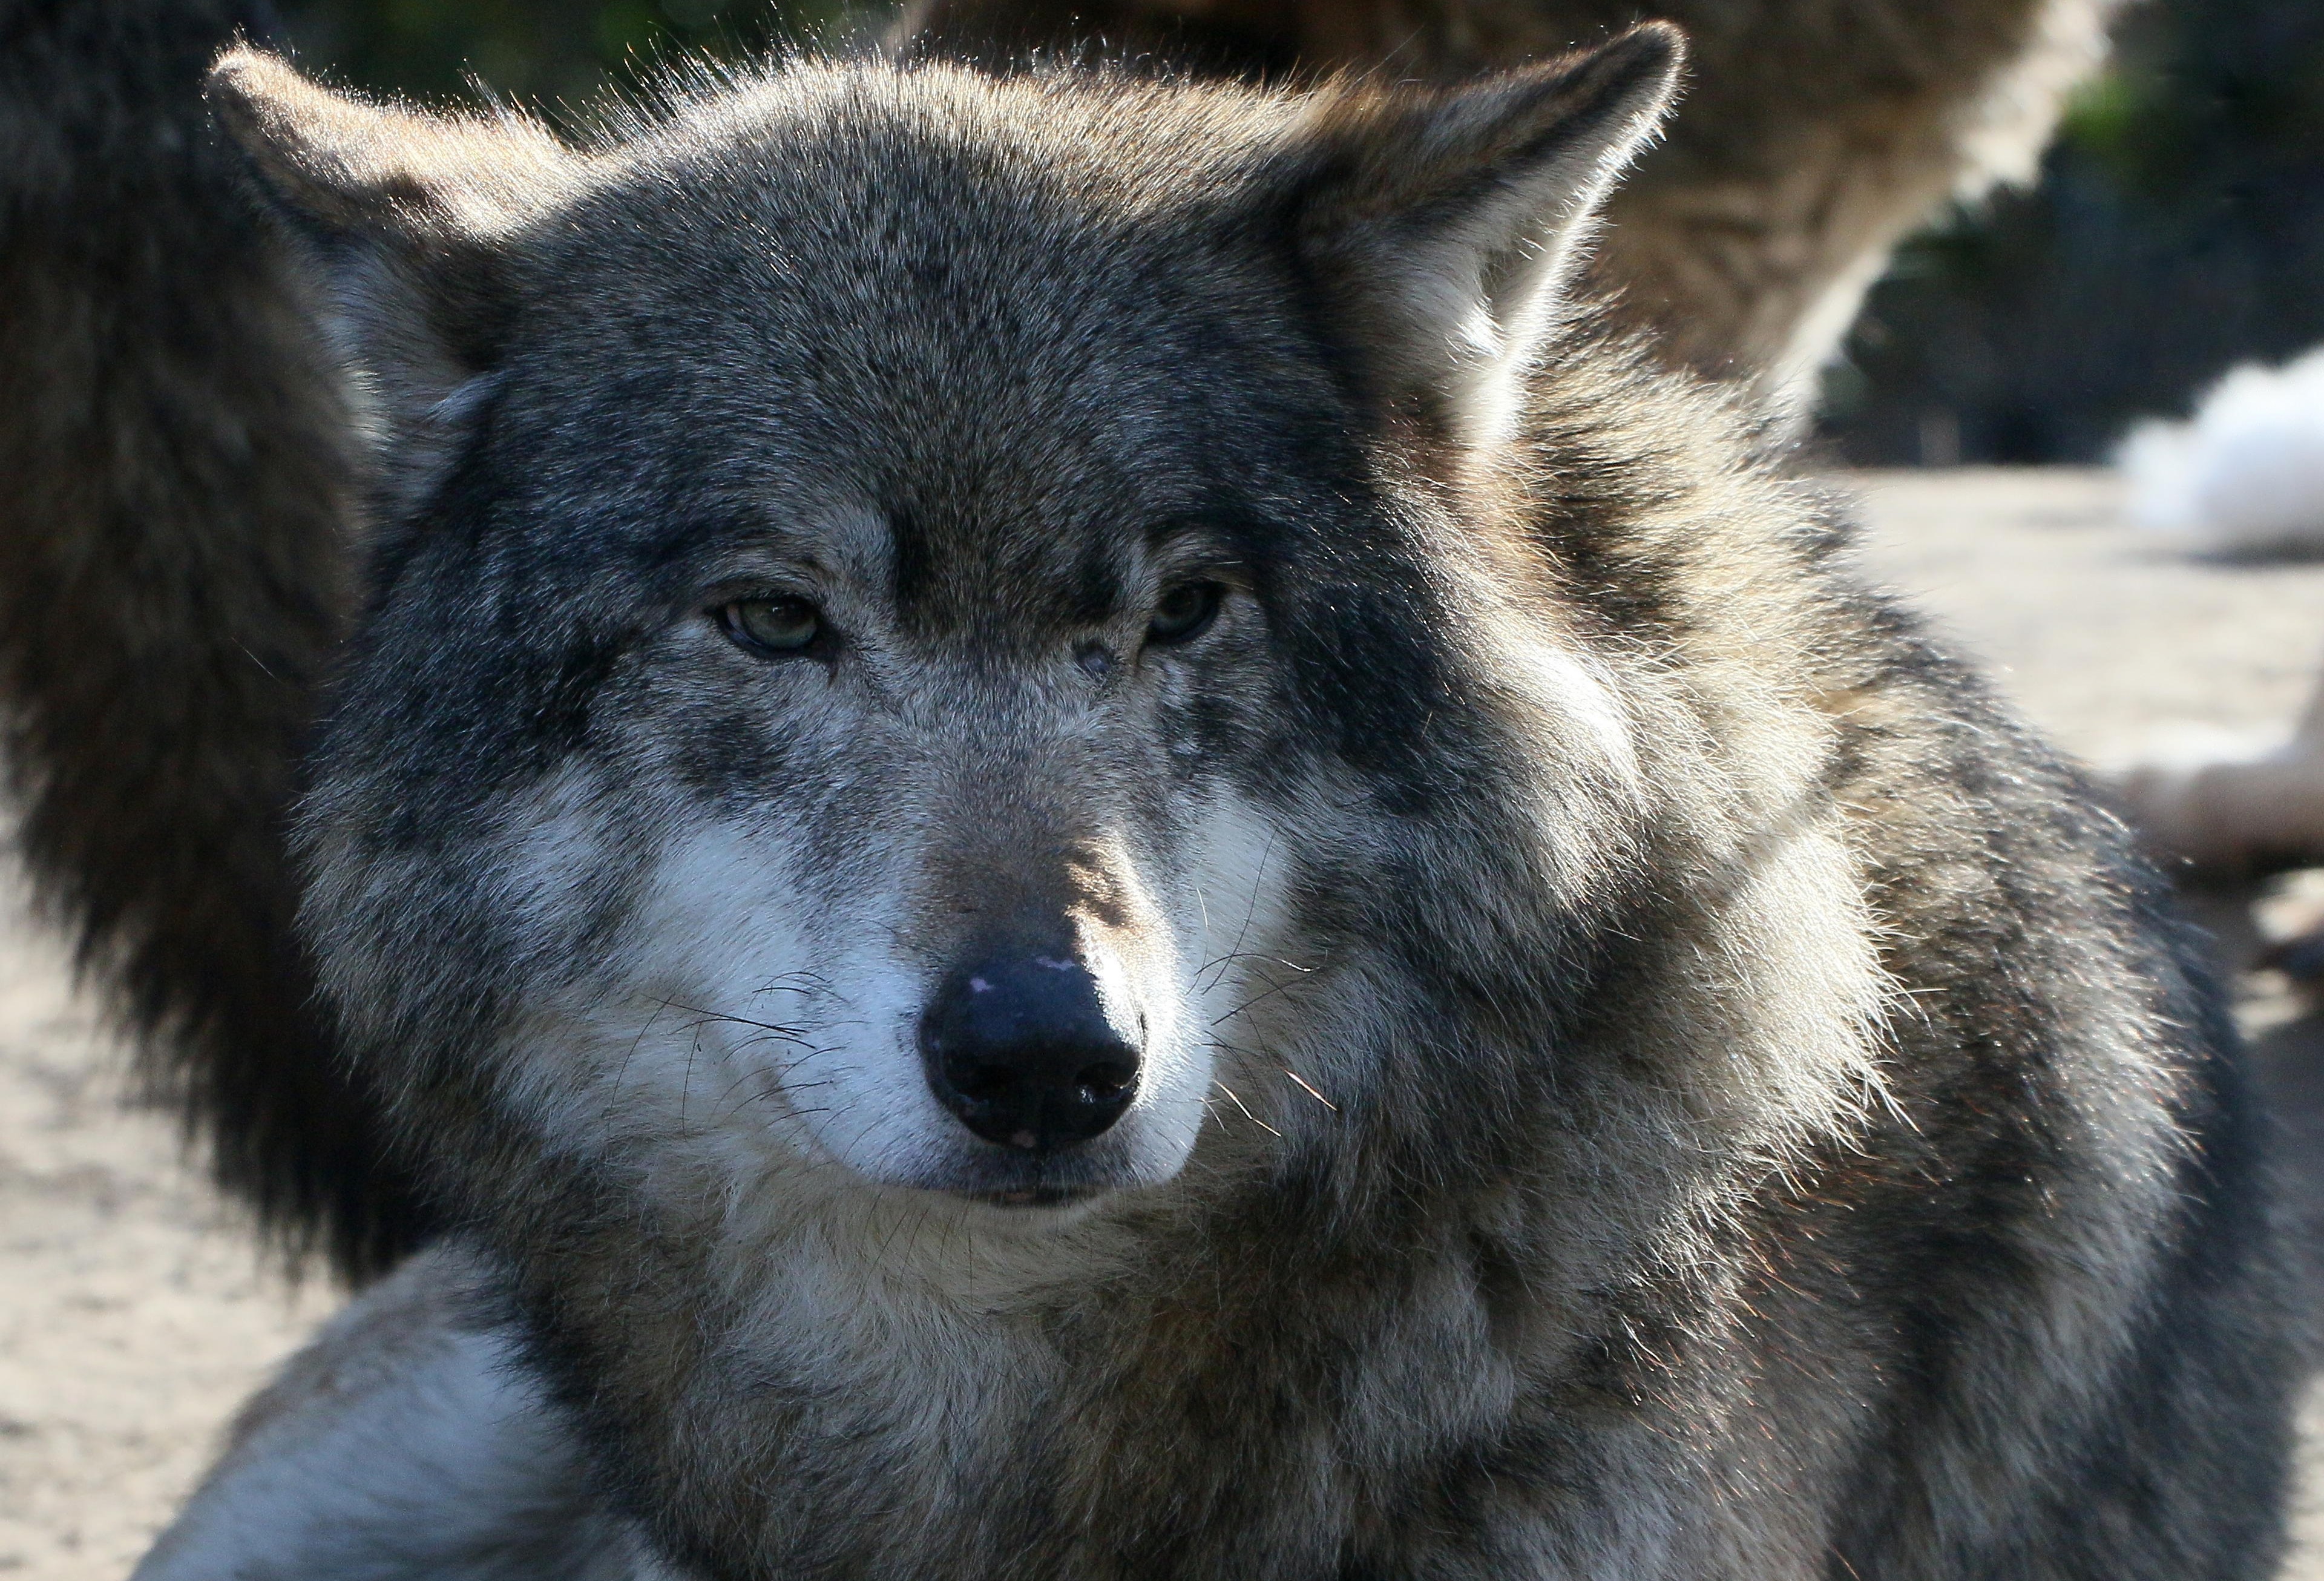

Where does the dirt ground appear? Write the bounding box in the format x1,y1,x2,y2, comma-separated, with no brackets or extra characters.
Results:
3,466,2322,1578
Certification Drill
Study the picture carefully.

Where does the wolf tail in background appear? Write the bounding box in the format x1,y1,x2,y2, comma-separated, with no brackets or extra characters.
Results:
901,0,2127,408
0,0,2121,1282
0,1,436,1278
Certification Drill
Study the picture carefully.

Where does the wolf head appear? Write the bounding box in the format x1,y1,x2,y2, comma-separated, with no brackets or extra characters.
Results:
210,37,1689,1232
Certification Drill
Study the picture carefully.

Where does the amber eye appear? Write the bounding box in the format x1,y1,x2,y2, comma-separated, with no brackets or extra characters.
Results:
1146,581,1224,647
718,596,822,656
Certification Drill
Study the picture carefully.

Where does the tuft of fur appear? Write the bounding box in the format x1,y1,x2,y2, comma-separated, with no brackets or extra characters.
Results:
2121,346,2324,557
897,0,2127,410
138,43,2296,1579
0,0,434,1276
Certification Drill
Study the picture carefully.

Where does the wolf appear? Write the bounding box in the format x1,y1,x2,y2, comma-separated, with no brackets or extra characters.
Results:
126,27,2293,1579
0,0,2124,1287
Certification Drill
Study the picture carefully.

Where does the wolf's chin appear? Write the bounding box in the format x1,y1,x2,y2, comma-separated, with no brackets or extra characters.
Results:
824,1167,1134,1231
876,1142,1184,1205
812,1102,1203,1214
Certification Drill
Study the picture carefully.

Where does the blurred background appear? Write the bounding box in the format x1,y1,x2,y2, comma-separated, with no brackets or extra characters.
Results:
272,0,2324,469
1825,0,2324,466
275,0,842,111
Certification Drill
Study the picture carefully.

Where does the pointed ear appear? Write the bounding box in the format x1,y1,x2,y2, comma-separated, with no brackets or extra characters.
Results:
206,49,586,514
1289,23,1682,452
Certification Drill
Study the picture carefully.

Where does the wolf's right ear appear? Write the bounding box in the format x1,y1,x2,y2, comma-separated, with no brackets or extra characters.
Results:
207,50,586,514
1283,24,1682,457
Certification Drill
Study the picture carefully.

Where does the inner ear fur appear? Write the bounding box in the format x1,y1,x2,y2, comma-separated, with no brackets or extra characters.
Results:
206,50,588,511
1289,22,1684,448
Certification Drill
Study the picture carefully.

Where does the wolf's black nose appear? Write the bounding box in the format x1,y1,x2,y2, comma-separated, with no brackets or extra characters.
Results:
919,952,1141,1152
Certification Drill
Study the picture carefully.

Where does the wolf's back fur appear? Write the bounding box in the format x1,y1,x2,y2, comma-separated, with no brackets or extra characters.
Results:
124,40,2296,1577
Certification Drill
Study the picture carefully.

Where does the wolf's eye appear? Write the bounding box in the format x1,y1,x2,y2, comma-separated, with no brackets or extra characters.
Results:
718,596,822,656
1147,581,1224,647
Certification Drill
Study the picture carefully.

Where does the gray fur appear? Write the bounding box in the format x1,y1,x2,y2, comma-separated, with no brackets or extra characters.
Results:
142,33,2296,1580
132,1247,662,1581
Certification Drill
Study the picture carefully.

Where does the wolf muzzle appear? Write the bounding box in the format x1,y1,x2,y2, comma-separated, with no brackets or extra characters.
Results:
918,947,1142,1154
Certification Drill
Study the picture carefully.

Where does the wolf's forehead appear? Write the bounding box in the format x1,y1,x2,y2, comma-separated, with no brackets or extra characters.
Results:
783,502,1136,595
545,179,1201,441
501,103,1345,613
600,101,1248,331
522,219,1281,547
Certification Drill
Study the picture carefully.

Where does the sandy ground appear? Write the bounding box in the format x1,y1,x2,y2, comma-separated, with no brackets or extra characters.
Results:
2,465,2322,1577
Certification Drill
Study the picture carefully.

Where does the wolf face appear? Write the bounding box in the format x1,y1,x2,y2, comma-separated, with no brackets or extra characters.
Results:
220,38,1682,1236
474,510,1297,1209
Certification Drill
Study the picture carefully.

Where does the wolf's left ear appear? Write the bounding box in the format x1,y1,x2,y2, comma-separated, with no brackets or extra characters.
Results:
207,49,586,515
1287,23,1682,451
